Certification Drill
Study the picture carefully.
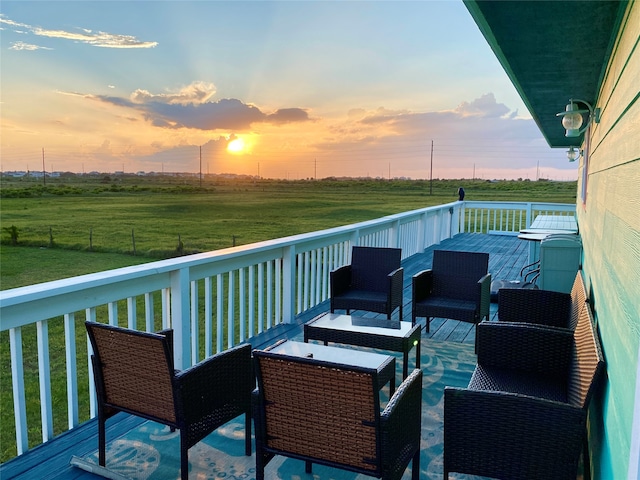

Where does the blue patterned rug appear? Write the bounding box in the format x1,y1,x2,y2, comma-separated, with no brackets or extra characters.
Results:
71,338,478,480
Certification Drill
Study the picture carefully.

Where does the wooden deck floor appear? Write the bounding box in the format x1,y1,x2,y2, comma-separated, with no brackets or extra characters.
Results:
0,232,529,480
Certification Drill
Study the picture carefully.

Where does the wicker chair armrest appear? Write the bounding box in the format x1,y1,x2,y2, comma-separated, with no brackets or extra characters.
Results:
330,265,352,296
381,369,423,467
476,321,573,375
387,267,403,283
175,343,253,423
388,267,404,303
412,269,433,303
251,387,264,438
478,273,491,320
444,387,586,480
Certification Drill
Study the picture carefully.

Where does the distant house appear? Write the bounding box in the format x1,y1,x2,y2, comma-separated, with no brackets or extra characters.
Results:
464,1,639,478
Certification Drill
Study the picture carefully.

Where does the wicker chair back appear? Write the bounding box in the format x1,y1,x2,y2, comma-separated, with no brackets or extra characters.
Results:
568,301,605,408
255,353,380,472
569,271,588,330
432,250,489,301
87,323,177,423
351,246,401,292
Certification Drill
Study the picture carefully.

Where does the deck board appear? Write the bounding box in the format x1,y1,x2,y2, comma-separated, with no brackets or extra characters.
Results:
0,232,529,479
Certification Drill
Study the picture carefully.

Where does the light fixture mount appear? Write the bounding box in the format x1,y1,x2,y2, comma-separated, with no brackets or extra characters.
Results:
556,99,600,138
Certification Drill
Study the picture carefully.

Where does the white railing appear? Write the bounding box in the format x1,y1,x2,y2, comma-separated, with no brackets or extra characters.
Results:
460,201,576,234
0,200,574,459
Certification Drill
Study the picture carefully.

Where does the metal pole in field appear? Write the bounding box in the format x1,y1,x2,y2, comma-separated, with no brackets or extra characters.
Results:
430,140,433,195
42,148,46,186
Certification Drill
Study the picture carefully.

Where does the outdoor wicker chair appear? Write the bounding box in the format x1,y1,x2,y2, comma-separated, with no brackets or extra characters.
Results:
443,299,605,480
498,270,587,330
330,246,404,320
85,322,253,480
252,349,422,480
411,250,491,331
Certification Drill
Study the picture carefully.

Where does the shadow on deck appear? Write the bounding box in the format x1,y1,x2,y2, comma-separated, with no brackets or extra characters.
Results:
0,232,529,480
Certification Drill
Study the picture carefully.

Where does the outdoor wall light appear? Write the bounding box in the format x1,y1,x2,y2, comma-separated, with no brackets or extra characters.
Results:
566,146,582,162
556,99,600,137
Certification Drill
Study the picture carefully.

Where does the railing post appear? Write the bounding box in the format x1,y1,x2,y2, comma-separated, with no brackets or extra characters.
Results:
417,212,427,254
450,206,464,237
9,327,28,455
525,202,533,228
389,220,400,248
349,230,359,250
170,268,191,369
282,245,296,323
36,320,53,442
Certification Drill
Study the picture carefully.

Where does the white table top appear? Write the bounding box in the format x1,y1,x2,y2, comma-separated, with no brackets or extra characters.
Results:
528,214,578,233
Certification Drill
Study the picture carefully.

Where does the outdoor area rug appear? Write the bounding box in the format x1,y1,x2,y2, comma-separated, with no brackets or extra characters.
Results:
71,337,480,480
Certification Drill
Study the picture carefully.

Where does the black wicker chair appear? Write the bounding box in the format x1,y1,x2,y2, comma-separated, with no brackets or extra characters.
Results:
498,270,587,330
443,299,605,480
252,349,422,480
86,322,253,480
330,246,404,320
412,250,491,331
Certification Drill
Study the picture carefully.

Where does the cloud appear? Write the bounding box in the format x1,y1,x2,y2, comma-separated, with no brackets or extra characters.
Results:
80,82,310,131
453,92,510,118
131,82,217,105
0,14,157,49
302,93,562,178
9,41,52,51
266,108,311,124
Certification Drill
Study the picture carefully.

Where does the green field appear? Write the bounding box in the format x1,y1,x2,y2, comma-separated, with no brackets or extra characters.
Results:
0,176,577,463
1,176,577,289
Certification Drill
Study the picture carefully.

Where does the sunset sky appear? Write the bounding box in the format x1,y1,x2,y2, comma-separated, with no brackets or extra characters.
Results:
1,1,578,180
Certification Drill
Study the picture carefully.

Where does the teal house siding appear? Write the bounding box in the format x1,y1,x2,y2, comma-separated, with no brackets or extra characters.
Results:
580,3,640,478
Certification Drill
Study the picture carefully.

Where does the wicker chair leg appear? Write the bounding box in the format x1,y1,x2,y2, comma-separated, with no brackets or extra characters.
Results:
411,449,420,480
98,417,106,466
426,317,431,333
244,412,252,456
305,460,312,473
180,433,188,480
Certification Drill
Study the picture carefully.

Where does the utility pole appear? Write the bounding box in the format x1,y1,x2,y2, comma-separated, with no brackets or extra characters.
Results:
42,148,46,186
314,158,317,180
429,140,433,195
199,145,202,187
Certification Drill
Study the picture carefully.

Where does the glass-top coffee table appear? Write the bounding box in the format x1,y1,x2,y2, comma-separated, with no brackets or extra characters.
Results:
303,313,421,379
267,339,397,395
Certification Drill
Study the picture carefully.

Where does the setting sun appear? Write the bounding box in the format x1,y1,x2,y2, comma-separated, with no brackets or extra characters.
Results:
227,138,246,154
